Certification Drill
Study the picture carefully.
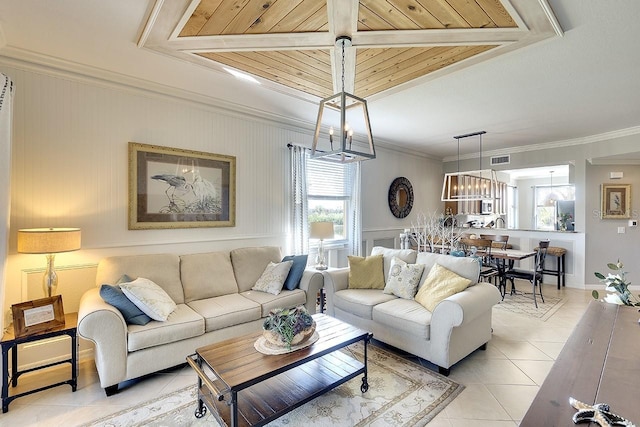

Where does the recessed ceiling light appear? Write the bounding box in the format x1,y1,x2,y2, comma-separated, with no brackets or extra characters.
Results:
222,67,260,84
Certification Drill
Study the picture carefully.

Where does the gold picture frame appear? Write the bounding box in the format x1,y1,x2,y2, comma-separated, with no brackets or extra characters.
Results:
601,184,631,219
11,296,65,338
129,142,236,229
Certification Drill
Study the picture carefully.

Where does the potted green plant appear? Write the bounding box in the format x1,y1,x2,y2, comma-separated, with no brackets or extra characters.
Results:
593,260,640,306
262,305,315,349
557,213,572,231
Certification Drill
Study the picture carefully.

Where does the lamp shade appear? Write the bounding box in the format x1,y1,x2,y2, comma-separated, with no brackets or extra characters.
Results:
309,222,334,240
17,228,81,254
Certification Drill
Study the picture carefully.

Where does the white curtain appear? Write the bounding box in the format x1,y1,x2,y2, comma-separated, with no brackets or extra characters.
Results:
289,145,309,255
347,161,362,256
0,73,14,335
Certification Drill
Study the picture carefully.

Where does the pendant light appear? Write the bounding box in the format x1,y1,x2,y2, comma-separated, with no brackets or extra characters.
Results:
441,131,499,202
311,36,375,163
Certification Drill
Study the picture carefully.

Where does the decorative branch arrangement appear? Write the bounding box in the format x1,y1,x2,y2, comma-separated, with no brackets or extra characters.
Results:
408,211,463,253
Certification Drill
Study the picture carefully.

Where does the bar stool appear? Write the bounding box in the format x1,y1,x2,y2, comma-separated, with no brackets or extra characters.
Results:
535,246,566,289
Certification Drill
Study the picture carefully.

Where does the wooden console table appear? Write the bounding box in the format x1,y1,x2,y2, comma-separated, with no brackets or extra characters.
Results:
521,301,640,426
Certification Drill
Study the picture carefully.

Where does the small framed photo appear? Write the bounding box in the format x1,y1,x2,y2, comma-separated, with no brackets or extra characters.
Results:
129,142,236,229
601,184,631,219
11,296,65,338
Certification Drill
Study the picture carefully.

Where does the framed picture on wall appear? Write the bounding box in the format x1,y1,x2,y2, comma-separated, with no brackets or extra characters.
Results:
601,183,631,219
128,142,236,229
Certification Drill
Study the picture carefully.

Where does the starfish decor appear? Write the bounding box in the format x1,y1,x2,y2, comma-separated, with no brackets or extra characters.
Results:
570,397,636,427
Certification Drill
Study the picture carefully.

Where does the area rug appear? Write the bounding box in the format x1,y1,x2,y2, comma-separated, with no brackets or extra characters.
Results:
494,288,567,321
82,342,463,427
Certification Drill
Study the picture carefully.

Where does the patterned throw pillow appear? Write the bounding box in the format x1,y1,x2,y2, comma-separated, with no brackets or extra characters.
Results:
347,255,385,289
415,263,471,312
383,257,425,299
252,261,293,295
120,277,177,322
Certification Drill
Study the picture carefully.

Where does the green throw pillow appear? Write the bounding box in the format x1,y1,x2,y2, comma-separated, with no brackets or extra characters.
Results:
348,255,385,289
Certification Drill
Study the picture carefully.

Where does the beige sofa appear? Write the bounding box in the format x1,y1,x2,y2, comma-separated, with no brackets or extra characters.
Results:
78,246,323,395
323,247,502,375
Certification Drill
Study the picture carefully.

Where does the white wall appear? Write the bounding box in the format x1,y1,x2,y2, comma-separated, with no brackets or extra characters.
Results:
361,145,444,256
0,74,13,335
585,163,640,286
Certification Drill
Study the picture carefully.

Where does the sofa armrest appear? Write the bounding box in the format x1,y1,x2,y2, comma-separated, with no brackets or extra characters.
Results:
430,282,501,349
298,269,325,314
77,287,128,388
321,267,350,316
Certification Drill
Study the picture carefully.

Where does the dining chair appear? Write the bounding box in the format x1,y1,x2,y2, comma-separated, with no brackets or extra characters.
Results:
479,234,509,285
459,237,498,283
480,234,509,250
505,240,550,308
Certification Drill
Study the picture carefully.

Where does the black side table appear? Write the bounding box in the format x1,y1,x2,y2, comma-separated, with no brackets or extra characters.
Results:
1,312,78,413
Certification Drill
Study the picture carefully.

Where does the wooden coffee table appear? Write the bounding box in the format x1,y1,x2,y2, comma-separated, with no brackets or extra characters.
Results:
187,314,372,427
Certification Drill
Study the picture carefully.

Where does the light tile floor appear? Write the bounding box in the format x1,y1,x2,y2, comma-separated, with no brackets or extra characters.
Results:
0,281,593,426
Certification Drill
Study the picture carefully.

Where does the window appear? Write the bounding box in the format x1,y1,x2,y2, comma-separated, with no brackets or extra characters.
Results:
306,155,354,241
534,184,575,230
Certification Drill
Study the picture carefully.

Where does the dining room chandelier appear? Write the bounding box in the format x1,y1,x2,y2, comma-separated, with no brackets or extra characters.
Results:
441,131,499,202
311,36,375,163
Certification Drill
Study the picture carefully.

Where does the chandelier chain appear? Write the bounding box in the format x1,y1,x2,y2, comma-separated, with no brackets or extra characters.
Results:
341,39,345,93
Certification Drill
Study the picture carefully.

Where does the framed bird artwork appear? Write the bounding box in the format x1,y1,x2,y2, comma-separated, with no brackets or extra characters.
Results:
128,142,236,229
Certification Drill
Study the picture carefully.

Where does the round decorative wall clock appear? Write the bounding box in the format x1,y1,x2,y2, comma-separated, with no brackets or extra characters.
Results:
388,177,414,218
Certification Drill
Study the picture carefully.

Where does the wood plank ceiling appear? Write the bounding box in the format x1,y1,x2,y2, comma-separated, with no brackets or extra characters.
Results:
140,0,554,100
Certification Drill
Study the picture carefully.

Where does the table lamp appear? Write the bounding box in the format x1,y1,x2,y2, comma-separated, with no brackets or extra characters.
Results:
17,228,81,297
310,221,334,270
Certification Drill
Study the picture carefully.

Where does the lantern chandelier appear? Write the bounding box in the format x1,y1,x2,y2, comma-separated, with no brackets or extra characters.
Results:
441,131,499,202
311,36,375,163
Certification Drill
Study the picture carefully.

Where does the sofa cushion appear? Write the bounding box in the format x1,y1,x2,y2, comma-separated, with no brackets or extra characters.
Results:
415,263,472,312
187,294,261,332
383,257,425,300
241,289,307,317
252,261,293,295
333,289,397,319
231,246,283,292
120,277,177,321
371,247,418,282
96,253,185,304
180,252,239,302
127,304,204,352
373,299,432,340
281,255,308,290
100,284,152,326
416,252,480,287
348,255,385,289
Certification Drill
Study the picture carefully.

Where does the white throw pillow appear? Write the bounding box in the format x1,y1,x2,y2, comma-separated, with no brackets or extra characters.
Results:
383,257,425,300
120,277,177,321
252,261,293,295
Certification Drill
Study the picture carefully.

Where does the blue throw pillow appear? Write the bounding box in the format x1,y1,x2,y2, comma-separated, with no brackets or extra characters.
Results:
281,255,308,290
99,275,152,325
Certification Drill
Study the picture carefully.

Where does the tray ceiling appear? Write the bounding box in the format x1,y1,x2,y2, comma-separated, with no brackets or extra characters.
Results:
140,0,561,100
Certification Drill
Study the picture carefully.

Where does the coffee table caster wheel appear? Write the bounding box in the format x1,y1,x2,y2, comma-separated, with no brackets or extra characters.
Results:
361,378,369,393
195,406,207,418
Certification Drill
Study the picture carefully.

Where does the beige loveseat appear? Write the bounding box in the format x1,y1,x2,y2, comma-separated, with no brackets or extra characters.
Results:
78,246,323,395
323,247,502,375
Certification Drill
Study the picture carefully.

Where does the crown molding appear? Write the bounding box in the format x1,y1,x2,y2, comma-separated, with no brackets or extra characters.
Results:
443,126,640,163
0,46,319,133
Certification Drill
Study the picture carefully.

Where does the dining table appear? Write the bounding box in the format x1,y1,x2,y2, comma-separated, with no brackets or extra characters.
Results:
487,248,537,298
